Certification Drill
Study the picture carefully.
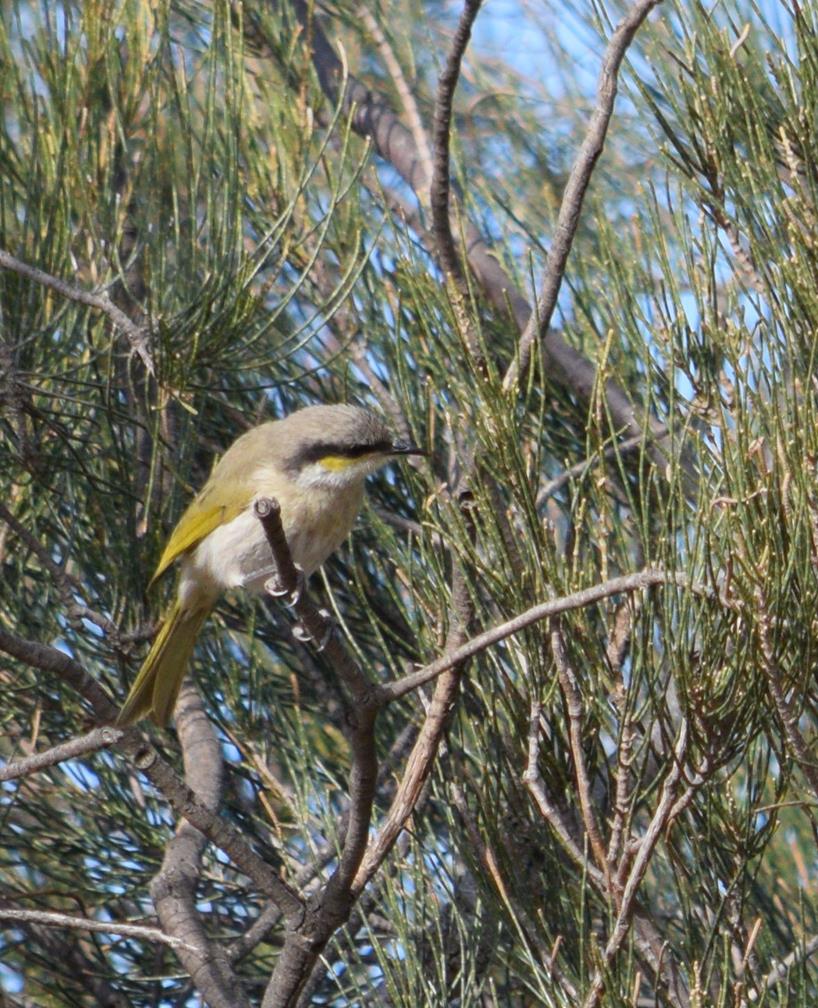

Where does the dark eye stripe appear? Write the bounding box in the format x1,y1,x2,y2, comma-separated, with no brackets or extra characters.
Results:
295,440,393,466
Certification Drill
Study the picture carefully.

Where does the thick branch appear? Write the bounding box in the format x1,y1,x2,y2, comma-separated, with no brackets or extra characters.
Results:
149,682,245,1008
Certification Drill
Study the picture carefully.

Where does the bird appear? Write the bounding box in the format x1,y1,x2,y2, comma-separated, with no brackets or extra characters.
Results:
116,404,423,726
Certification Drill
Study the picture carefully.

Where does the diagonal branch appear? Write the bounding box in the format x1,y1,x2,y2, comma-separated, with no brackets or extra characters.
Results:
353,491,475,894
379,567,711,702
430,0,483,285
280,0,674,473
0,248,154,375
502,0,663,393
0,727,116,782
0,906,201,954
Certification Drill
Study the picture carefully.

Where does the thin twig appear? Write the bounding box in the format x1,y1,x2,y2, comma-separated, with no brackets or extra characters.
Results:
0,626,117,717
282,0,675,479
0,727,116,782
551,620,610,885
354,491,475,894
0,248,154,375
502,0,663,392
381,567,711,702
430,0,483,284
125,735,306,925
605,604,636,870
254,498,374,704
523,698,606,888
0,906,202,954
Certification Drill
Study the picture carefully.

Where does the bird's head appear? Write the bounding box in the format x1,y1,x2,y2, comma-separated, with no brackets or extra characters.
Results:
281,405,424,490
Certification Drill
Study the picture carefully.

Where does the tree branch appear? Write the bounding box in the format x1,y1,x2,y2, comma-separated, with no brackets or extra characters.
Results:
281,0,675,474
0,906,201,954
254,497,379,1007
583,722,699,1008
502,0,663,392
0,248,154,375
148,682,245,1008
380,568,711,702
353,492,475,894
0,623,308,931
430,0,483,285
0,727,116,782
551,620,611,886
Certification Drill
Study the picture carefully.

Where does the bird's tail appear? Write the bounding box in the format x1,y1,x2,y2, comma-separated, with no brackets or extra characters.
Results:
116,600,211,726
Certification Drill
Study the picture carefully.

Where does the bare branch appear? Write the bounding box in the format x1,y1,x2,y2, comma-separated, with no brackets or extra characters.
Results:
282,0,675,475
123,732,306,924
0,626,117,719
0,906,201,954
430,0,483,284
380,568,712,702
523,698,606,887
254,497,380,1007
0,248,154,375
583,722,700,1008
354,494,475,893
357,6,433,183
0,727,116,782
502,0,663,392
551,620,610,885
148,682,246,1008
254,497,374,704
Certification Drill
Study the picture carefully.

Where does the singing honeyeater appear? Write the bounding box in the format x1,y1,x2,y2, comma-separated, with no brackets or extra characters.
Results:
117,404,422,726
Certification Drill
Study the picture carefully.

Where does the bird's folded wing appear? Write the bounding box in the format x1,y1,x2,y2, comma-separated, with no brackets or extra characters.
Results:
149,485,253,585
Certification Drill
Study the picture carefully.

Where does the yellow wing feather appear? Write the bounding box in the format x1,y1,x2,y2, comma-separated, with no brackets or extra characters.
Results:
150,481,254,585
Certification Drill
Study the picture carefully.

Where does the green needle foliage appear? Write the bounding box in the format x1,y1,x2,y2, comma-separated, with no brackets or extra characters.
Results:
3,0,818,1005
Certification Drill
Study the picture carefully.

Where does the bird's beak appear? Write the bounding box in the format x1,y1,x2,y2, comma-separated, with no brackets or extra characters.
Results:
391,439,426,457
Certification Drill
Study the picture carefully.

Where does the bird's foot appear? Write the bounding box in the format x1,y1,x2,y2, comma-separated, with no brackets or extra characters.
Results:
292,610,333,652
263,564,305,608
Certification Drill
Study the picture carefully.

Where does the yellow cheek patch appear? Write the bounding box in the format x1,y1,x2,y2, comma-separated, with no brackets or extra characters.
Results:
319,454,369,471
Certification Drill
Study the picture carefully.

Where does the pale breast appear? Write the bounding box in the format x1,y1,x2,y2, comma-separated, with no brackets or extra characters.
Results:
179,480,365,600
